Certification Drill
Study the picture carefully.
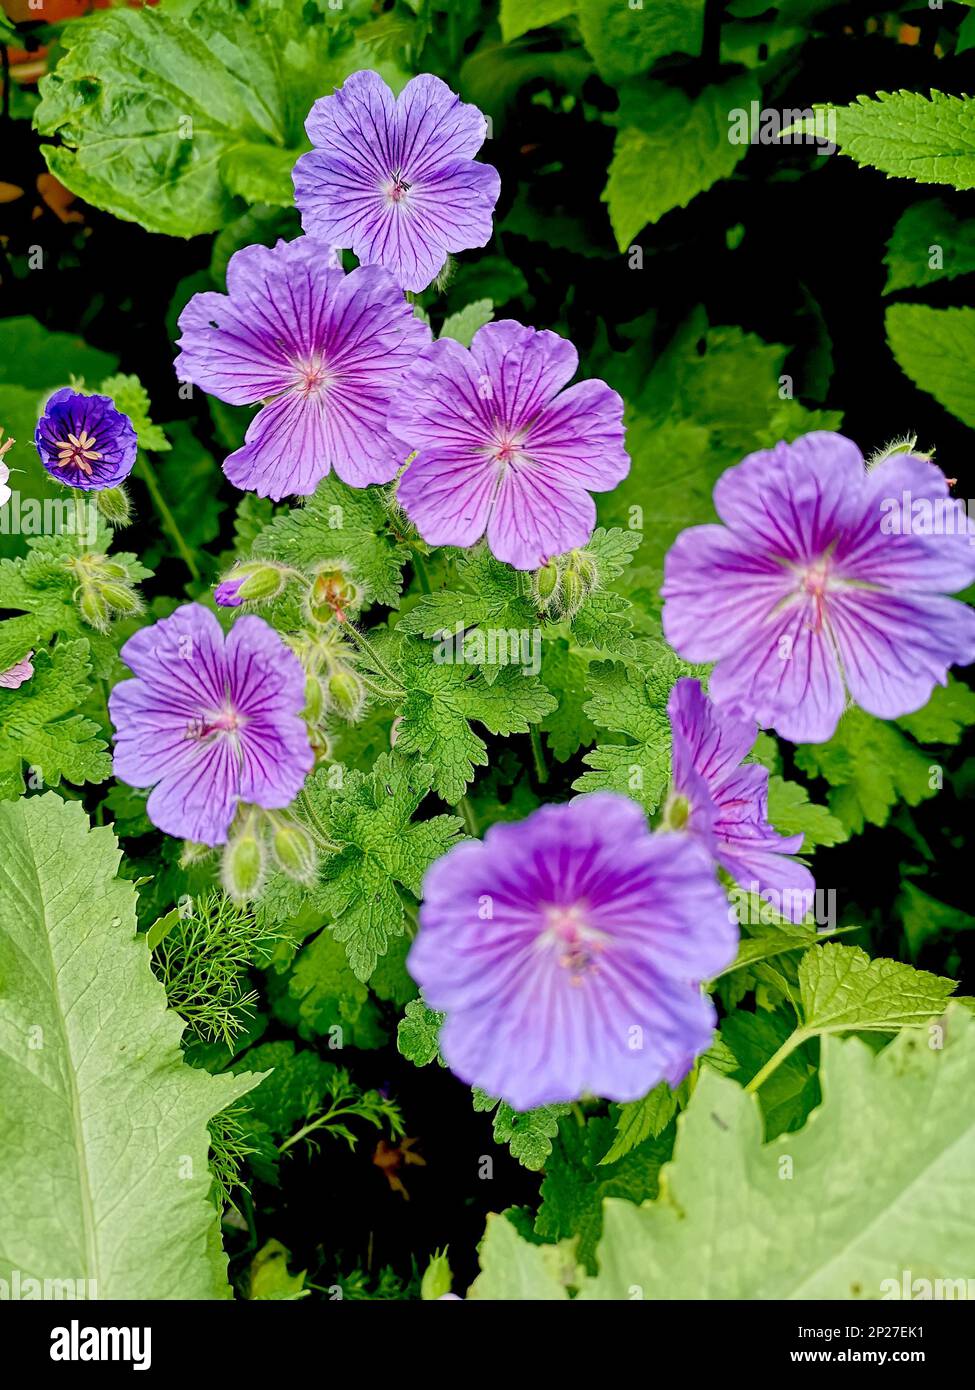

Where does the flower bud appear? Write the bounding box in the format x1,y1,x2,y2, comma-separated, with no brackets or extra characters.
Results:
236,562,288,602
180,840,214,867
559,568,587,621
99,580,143,616
532,560,561,612
303,672,325,724
221,827,266,903
77,584,111,632
309,728,333,765
95,485,132,526
325,668,365,722
271,820,319,885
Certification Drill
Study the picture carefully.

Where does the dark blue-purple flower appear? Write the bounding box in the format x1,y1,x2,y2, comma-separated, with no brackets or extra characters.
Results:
34,388,138,491
293,71,500,293
408,792,736,1110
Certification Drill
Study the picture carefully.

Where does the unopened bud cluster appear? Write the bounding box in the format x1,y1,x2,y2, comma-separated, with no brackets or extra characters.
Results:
219,806,319,904
530,547,600,621
66,551,142,632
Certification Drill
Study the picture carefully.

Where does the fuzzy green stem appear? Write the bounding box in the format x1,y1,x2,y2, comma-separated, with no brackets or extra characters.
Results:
137,452,201,583
340,620,404,690
411,549,432,595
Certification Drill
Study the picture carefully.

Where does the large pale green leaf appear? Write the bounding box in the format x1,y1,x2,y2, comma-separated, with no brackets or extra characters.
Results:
0,796,262,1299
473,1009,975,1298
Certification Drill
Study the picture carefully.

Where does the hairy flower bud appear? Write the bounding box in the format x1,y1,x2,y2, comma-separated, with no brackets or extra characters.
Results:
303,672,325,724
77,584,111,632
325,668,365,722
99,580,143,616
236,562,289,602
221,826,266,903
270,819,319,885
95,484,132,527
531,559,561,612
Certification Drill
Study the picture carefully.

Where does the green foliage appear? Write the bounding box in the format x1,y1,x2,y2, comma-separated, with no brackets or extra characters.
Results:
0,641,111,799
887,304,975,430
604,74,758,249
297,753,462,980
800,91,975,190
884,198,975,294
573,644,702,812
34,0,410,237
390,635,556,803
253,476,410,609
0,795,262,1298
473,1010,975,1298
795,705,946,834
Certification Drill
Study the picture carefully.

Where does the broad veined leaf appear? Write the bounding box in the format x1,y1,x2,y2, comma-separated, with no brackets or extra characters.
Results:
34,0,410,237
579,0,705,85
473,1009,975,1298
604,73,759,249
887,303,975,429
0,795,262,1299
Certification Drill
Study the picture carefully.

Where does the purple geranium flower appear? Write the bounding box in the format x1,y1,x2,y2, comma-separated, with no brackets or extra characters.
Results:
667,678,813,922
214,578,244,608
34,388,137,491
387,320,629,570
109,603,313,846
408,792,736,1110
174,237,430,500
662,432,975,743
293,71,500,294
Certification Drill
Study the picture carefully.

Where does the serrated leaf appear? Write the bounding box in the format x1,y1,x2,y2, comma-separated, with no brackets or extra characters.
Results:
472,1090,572,1170
298,752,463,980
397,999,446,1068
896,679,975,743
884,198,975,294
253,476,409,609
0,641,111,799
537,1113,671,1271
0,795,262,1299
799,91,975,190
598,1083,679,1166
795,706,937,834
798,942,955,1035
767,775,848,849
393,637,556,804
579,0,705,85
573,645,702,813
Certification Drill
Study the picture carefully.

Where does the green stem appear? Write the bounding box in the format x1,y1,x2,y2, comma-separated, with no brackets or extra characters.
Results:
744,1028,809,1094
296,790,342,854
529,726,549,784
278,1104,345,1155
358,671,405,704
454,795,478,838
411,549,432,595
341,620,403,690
137,452,200,583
